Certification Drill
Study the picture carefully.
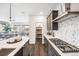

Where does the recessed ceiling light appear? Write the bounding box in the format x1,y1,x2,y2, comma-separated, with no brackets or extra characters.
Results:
21,11,25,14
40,12,43,15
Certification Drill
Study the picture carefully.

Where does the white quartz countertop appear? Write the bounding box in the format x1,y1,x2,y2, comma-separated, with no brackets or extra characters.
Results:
0,36,29,56
44,34,79,56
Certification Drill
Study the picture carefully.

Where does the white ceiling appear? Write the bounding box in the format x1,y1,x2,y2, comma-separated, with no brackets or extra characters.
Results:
0,3,59,23
0,3,59,17
11,3,59,16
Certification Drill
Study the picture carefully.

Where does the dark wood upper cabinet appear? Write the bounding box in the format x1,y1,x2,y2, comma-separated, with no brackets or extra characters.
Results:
52,22,58,30
52,10,58,20
47,10,58,31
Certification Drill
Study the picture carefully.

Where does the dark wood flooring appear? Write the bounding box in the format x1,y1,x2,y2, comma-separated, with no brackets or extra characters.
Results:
29,39,47,56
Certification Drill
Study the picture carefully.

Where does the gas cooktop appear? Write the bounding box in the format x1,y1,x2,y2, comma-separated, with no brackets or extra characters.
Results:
49,38,79,53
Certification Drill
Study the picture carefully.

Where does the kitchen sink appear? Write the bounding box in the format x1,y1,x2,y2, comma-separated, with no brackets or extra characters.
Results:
0,48,15,56
49,38,79,53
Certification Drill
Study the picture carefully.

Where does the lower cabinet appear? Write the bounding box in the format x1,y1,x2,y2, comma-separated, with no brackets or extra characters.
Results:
23,40,29,56
15,48,23,56
15,40,30,56
48,42,60,56
44,36,60,56
44,36,48,54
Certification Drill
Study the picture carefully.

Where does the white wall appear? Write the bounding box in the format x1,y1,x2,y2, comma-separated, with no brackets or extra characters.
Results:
54,14,79,48
29,15,47,44
29,16,36,44
0,3,10,22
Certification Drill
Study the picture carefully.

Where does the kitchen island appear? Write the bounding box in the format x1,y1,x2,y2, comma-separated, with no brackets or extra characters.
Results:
44,34,79,56
0,36,29,56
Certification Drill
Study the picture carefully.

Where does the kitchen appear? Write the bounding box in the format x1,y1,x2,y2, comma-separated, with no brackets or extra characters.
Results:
0,3,79,56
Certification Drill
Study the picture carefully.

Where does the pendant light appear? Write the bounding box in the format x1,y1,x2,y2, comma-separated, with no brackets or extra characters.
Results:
9,3,12,21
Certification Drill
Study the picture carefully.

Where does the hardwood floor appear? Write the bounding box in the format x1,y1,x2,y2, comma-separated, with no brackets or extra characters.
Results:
29,44,47,56
29,39,47,56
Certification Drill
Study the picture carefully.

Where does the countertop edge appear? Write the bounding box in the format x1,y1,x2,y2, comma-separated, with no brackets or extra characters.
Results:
44,34,79,56
8,36,29,56
43,34,63,55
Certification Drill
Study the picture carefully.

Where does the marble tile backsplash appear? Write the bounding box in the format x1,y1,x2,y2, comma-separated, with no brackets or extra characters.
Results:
54,15,79,48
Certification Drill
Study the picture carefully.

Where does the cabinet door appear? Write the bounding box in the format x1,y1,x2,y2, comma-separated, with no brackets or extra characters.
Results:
15,48,23,56
48,42,60,56
47,10,58,31
52,10,58,20
15,41,29,56
48,43,56,56
52,22,58,30
44,36,48,53
23,40,29,56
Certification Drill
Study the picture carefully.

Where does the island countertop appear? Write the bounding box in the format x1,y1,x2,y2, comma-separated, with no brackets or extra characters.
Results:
44,34,79,56
0,36,29,56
